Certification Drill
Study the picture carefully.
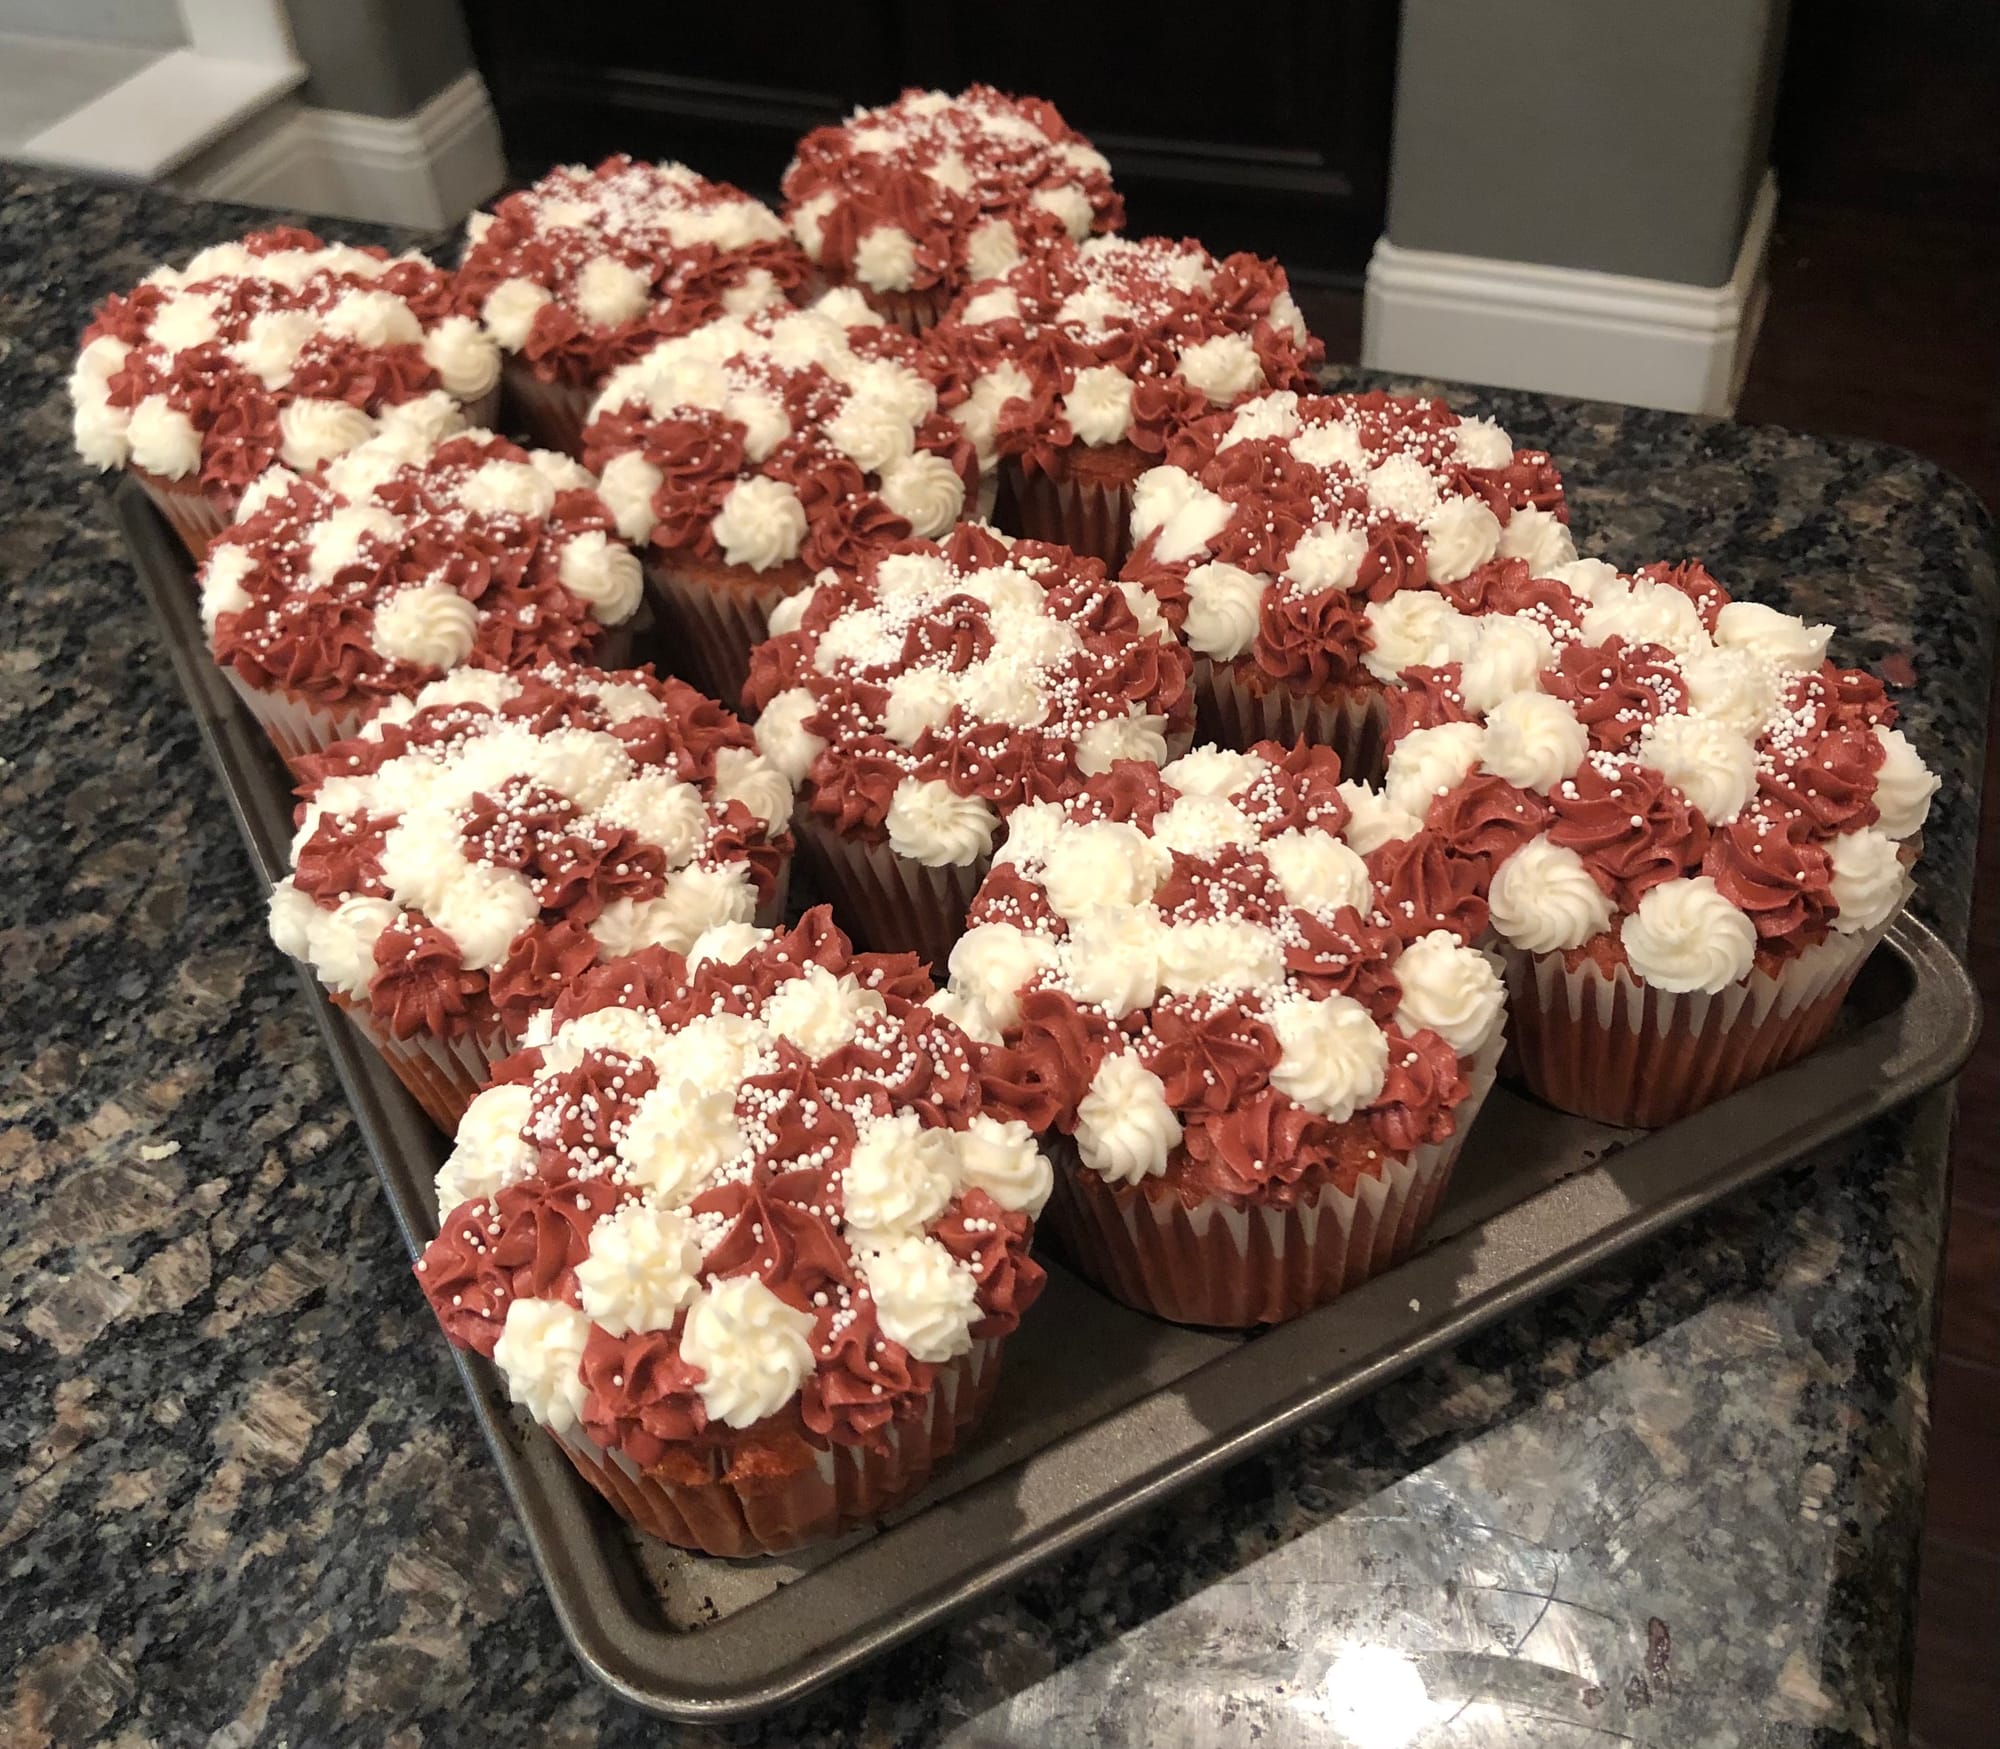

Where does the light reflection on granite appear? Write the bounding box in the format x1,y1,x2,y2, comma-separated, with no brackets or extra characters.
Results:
0,167,1989,1748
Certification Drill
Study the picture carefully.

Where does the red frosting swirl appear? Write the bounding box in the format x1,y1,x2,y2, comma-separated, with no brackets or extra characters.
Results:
1369,1028,1469,1153
1365,831,1490,944
1425,774,1551,871
1547,761,1710,907
1702,813,1838,958
1542,638,1687,752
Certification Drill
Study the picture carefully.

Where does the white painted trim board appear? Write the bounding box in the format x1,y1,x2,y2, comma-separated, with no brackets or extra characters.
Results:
1362,171,1778,416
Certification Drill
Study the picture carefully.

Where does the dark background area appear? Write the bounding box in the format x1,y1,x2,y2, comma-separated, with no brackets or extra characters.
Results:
467,0,1400,283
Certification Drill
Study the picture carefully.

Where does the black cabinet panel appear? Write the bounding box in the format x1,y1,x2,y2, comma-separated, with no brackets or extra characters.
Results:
466,2,1397,284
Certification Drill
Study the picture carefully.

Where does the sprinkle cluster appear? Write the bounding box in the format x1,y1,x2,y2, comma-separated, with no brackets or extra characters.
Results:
201,400,642,706
269,662,794,1039
742,523,1197,865
412,907,1050,1451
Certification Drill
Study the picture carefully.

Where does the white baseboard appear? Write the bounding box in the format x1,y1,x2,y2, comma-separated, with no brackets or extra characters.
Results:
1362,172,1777,416
175,70,507,233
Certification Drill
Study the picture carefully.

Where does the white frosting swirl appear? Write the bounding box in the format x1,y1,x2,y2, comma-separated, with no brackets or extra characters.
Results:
1262,827,1373,915
853,223,919,292
371,582,478,669
1060,904,1166,1014
1337,781,1424,854
481,277,553,350
1075,1051,1182,1183
955,1115,1053,1216
1619,875,1758,993
1076,710,1172,775
1363,592,1474,683
1459,615,1556,714
711,745,794,833
854,1233,978,1363
681,1276,817,1428
1182,562,1267,659
575,1203,702,1335
842,1111,958,1233
1487,835,1612,953
1827,828,1909,933
422,313,501,399
278,398,375,470
126,397,202,478
434,1081,537,1212
1637,712,1758,823
753,686,828,783
1494,506,1576,572
886,776,999,868
1176,332,1263,405
1420,499,1503,584
1384,721,1487,818
1713,600,1833,671
491,1297,590,1434
1266,993,1389,1121
1392,930,1506,1055
596,451,663,544
948,922,1059,1031
877,452,965,536
1063,365,1136,446
710,476,807,571
1871,726,1938,839
557,530,644,623
1479,692,1587,793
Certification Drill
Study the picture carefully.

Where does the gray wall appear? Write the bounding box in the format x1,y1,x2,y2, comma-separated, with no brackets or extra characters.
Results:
0,0,183,46
285,0,474,118
1388,0,1790,286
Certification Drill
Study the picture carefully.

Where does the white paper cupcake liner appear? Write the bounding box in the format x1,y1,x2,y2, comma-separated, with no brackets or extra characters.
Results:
135,472,231,563
1043,1026,1504,1327
792,813,987,971
1503,894,1907,1127
1000,458,1135,566
1196,658,1391,782
551,1336,1000,1555
644,559,799,713
501,358,594,457
336,999,516,1133
222,669,368,771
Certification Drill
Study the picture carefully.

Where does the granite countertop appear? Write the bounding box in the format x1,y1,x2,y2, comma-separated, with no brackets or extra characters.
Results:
2,167,1992,1749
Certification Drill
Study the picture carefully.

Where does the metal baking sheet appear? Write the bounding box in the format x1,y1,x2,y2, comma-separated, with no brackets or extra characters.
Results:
119,481,1982,1722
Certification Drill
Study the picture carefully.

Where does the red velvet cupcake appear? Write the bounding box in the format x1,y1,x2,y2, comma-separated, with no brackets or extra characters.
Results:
413,906,1052,1555
267,661,795,1130
928,235,1324,565
457,157,810,455
200,401,644,765
70,228,500,559
1117,390,1570,776
942,741,1506,1326
1367,564,1939,1125
783,85,1123,331
581,292,979,707
743,522,1196,967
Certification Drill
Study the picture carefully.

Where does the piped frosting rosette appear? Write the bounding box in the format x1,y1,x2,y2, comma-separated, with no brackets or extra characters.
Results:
581,291,979,705
1115,389,1569,775
743,522,1197,967
413,905,1051,1555
783,84,1124,330
267,660,795,1130
927,235,1324,564
200,396,644,764
70,227,500,558
457,157,810,453
938,741,1507,1326
1367,555,1938,1125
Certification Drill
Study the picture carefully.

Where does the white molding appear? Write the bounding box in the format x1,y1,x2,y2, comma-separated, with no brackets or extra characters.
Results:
1362,172,1777,415
175,71,507,232
178,0,296,63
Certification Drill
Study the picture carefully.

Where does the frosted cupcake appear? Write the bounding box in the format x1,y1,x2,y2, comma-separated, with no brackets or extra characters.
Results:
783,85,1123,331
581,292,978,707
1117,390,1570,774
928,236,1324,565
414,906,1051,1555
458,157,810,454
942,742,1506,1326
268,661,794,1130
743,522,1196,966
1371,563,1937,1125
200,398,644,765
71,227,500,559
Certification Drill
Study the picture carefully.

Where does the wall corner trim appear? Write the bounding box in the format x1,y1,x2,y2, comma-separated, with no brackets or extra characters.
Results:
178,70,507,233
1361,171,1777,415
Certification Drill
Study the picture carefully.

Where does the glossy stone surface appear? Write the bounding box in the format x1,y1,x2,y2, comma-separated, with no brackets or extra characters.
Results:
2,168,1990,1746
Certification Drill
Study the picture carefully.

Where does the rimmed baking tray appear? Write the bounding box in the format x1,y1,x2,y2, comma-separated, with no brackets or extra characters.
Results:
119,482,1982,1723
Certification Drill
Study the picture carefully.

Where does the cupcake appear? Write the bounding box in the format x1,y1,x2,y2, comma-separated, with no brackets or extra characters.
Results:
200,398,644,766
457,157,810,455
71,227,500,559
783,85,1123,331
267,660,795,1130
581,292,978,707
1117,390,1570,775
743,521,1196,967
413,905,1051,1555
941,741,1506,1327
1369,560,1938,1125
928,236,1325,566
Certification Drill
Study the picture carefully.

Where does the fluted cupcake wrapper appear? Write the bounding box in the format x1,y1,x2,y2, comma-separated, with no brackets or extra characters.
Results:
1043,1029,1504,1328
223,668,368,773
333,997,516,1133
1503,896,1908,1128
133,469,231,564
1196,658,1391,784
643,559,797,713
1001,459,1135,567
551,1337,1002,1556
853,283,953,334
502,358,596,458
792,813,987,972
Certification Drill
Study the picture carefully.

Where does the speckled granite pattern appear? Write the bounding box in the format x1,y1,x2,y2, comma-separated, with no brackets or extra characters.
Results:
1,167,1991,1749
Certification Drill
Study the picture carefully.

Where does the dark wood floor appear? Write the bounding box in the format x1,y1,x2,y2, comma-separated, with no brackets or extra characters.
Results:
1300,189,2000,1747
